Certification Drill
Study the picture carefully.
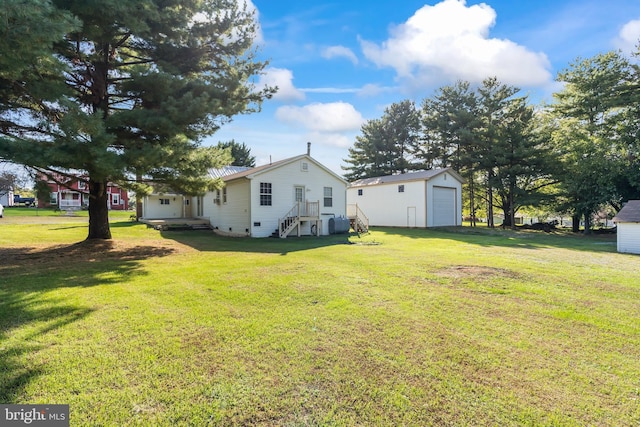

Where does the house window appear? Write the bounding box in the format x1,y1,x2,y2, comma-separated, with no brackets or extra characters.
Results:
324,187,333,207
260,182,272,206
398,185,405,193
214,189,221,205
160,198,170,205
358,189,363,196
50,192,58,205
223,187,227,204
112,194,120,205
301,162,309,172
77,180,86,190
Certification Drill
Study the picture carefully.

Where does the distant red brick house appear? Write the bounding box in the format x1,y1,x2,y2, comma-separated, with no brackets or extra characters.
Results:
38,174,129,210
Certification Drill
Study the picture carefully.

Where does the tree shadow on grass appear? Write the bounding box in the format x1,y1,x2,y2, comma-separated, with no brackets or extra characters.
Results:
0,294,93,402
158,229,354,255
0,240,177,402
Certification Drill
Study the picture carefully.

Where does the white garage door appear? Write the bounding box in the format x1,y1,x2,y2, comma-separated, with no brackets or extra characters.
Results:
432,186,456,226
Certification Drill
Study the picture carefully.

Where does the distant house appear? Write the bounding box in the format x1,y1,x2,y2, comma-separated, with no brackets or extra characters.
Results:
38,174,129,210
613,200,640,254
347,168,464,228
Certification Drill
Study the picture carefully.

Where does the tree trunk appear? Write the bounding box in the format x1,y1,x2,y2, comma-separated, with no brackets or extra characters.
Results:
583,212,592,235
87,179,112,240
469,178,476,227
487,171,494,228
135,171,143,220
509,181,516,230
571,213,580,233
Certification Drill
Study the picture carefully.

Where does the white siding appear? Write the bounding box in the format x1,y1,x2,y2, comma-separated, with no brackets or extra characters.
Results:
143,195,183,219
206,180,251,236
249,158,347,237
346,180,427,227
347,171,463,228
0,192,14,207
617,222,640,254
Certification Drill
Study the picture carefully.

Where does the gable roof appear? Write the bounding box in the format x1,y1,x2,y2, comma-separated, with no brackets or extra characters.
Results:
613,200,640,223
348,168,464,188
211,154,347,184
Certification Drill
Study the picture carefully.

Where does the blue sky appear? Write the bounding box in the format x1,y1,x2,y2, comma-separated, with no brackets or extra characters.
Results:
209,0,640,176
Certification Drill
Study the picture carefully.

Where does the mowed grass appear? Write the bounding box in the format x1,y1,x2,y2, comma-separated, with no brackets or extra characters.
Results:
0,215,639,426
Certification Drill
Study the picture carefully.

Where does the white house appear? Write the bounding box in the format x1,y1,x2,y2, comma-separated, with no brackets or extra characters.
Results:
199,149,347,238
613,200,640,254
347,168,464,228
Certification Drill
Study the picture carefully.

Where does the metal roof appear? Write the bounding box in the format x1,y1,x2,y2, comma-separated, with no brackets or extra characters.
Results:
208,165,252,179
613,200,640,222
348,168,463,187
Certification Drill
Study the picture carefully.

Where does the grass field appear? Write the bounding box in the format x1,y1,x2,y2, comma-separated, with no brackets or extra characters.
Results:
0,212,638,426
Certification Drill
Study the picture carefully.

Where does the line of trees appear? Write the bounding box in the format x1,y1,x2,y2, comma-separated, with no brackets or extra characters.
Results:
343,50,640,232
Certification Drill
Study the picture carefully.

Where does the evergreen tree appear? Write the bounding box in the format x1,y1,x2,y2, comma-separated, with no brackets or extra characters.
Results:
491,98,558,228
0,0,273,239
552,52,630,232
343,100,419,180
217,140,256,167
419,81,480,224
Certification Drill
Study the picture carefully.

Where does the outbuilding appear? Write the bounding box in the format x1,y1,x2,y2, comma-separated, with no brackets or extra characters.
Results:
613,200,640,254
347,168,464,228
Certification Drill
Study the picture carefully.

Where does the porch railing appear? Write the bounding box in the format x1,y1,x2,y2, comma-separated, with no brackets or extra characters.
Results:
278,201,320,238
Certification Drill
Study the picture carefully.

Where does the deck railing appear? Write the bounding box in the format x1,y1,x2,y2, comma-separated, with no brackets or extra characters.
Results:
347,203,369,233
278,201,320,238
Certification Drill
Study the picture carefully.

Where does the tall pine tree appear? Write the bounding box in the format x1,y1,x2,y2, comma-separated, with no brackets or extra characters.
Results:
343,100,419,180
0,0,273,239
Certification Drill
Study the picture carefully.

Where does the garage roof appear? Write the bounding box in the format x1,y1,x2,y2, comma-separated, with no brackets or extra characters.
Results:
613,200,640,223
349,168,464,187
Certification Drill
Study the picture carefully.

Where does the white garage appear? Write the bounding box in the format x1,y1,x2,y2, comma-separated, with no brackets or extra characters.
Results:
613,200,640,255
347,168,464,228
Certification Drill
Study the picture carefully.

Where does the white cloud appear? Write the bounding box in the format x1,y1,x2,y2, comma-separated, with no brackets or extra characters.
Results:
275,102,365,133
258,68,305,102
322,45,359,65
244,0,264,45
305,131,354,148
615,19,640,53
359,0,552,87
300,87,359,94
356,84,397,97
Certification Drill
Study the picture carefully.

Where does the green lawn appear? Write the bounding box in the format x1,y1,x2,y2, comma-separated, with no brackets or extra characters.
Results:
0,216,638,426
